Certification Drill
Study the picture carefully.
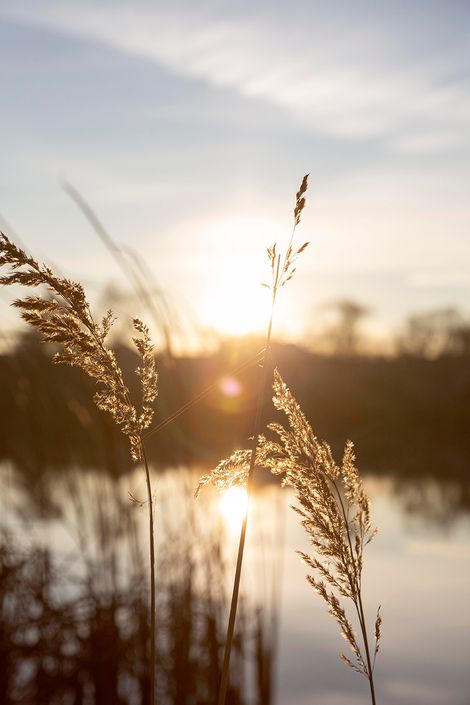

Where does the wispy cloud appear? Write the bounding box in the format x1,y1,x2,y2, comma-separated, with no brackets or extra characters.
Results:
2,0,470,150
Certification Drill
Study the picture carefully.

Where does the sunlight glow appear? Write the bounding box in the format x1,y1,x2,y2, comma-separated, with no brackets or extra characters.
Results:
218,375,241,397
203,216,280,336
219,486,248,531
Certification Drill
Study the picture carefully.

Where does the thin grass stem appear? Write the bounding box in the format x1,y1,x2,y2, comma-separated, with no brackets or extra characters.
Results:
357,592,377,705
331,477,377,704
140,439,156,705
195,175,309,705
217,300,275,705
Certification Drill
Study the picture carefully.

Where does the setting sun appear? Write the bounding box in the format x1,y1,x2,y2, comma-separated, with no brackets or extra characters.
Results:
202,216,281,336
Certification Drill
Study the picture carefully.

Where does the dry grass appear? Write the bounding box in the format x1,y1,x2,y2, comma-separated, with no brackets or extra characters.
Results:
0,232,158,705
197,175,310,705
200,367,382,704
260,370,381,704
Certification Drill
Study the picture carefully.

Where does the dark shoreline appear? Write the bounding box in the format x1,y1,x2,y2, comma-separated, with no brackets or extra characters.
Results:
2,334,470,483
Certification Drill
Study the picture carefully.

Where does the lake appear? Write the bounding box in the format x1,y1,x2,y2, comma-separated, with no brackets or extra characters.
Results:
1,464,469,705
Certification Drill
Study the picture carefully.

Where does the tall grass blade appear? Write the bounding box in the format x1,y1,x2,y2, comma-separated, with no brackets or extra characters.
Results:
197,175,310,705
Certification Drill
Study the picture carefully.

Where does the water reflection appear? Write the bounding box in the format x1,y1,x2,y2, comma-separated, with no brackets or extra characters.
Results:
0,465,276,705
389,477,470,527
1,465,470,705
219,487,249,533
274,477,470,705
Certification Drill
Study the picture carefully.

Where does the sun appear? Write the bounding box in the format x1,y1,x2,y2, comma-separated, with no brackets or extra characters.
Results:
201,216,282,337
219,486,248,531
207,286,269,335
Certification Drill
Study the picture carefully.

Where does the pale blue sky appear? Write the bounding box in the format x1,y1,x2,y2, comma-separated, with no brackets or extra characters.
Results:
1,1,469,347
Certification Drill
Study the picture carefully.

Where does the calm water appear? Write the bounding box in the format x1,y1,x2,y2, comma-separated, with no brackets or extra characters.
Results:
246,477,470,705
2,465,470,705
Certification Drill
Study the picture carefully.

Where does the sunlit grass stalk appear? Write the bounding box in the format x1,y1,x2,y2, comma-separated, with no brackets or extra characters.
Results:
201,175,310,705
196,176,382,701
259,370,382,705
0,233,158,705
199,363,382,703
215,306,273,705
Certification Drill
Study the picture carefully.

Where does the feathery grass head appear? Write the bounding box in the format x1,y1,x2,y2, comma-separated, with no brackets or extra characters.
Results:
294,173,309,225
262,174,310,294
195,449,252,498
197,367,381,685
260,369,381,681
0,232,158,461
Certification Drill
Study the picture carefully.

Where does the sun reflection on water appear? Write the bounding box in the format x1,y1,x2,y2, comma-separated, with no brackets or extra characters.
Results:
219,486,248,532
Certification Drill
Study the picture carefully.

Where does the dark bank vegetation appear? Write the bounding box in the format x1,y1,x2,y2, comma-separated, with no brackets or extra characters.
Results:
1,331,470,489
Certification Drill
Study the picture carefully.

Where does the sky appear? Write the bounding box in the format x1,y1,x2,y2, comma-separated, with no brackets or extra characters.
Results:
0,0,469,350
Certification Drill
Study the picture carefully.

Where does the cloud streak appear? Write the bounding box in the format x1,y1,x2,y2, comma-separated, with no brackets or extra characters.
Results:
2,0,470,150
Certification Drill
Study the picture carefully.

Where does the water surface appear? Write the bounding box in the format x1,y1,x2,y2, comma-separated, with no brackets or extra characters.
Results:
2,465,469,705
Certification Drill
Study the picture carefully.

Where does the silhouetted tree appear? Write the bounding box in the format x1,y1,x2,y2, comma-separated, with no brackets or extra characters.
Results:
321,299,370,356
397,307,463,358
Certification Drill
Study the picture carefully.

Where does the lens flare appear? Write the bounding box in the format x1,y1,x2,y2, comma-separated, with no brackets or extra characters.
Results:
219,375,241,397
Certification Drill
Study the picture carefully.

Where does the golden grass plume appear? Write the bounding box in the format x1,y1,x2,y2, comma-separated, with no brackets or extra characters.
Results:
198,368,381,703
0,232,157,460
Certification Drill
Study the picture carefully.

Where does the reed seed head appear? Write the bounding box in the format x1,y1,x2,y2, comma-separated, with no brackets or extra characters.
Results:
0,232,158,461
197,367,381,681
262,175,310,293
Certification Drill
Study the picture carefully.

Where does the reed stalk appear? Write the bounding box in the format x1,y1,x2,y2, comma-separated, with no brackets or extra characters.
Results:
0,233,158,705
197,175,310,705
258,370,382,704
215,304,274,705
140,440,157,705
196,176,382,703
62,181,174,361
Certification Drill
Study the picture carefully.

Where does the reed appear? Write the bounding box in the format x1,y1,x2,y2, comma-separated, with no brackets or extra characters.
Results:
0,233,158,705
201,367,382,704
196,185,382,701
259,369,382,704
197,175,310,705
